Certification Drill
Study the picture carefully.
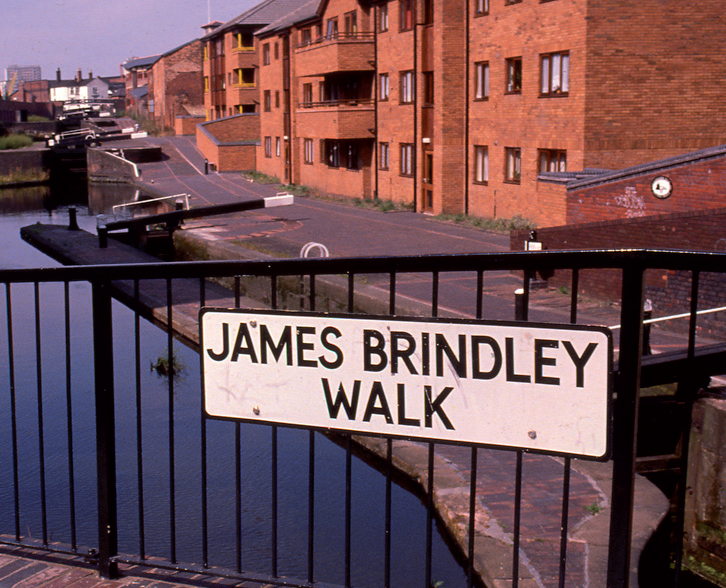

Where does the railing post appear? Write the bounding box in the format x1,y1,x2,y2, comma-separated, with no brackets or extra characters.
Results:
92,280,118,579
607,266,645,588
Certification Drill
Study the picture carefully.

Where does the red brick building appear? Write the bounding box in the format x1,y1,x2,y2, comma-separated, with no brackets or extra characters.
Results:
248,0,726,226
121,55,159,116
149,40,205,130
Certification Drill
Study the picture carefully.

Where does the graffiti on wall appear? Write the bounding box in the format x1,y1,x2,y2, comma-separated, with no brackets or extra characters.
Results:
613,186,646,218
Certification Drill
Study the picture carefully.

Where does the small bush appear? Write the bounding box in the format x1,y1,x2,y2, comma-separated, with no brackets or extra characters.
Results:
435,212,536,233
0,134,33,150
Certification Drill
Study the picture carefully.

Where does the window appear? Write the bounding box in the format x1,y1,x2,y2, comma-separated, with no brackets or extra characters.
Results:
262,44,271,65
506,57,522,94
539,149,567,172
326,18,338,40
379,142,389,170
344,11,358,37
400,70,414,104
302,83,313,106
474,0,489,15
423,151,433,184
274,43,279,60
240,104,256,113
540,52,569,96
473,145,489,183
304,139,314,164
264,90,271,112
234,68,255,87
233,32,254,50
423,0,433,25
379,4,389,32
324,140,340,167
400,143,413,176
400,0,413,31
345,143,359,170
319,81,326,102
300,28,312,46
275,91,280,108
264,136,272,158
423,71,434,106
379,73,389,101
474,62,489,100
505,147,521,183
276,137,281,157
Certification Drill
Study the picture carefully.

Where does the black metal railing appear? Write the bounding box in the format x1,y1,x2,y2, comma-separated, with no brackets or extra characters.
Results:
1,249,724,588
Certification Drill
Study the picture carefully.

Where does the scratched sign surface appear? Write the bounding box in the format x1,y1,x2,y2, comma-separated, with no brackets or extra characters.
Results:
200,310,612,459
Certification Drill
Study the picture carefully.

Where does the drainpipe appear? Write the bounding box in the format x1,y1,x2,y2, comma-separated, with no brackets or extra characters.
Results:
283,33,292,184
413,10,418,213
464,0,471,215
374,5,379,200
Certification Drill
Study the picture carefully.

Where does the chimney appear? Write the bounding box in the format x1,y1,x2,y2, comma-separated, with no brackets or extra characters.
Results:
56,68,61,81
76,68,82,82
88,70,93,79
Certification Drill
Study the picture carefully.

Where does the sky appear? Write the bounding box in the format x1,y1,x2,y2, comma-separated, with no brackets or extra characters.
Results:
1,0,259,81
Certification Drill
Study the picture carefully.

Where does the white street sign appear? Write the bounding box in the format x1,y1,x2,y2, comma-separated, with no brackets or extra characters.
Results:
200,310,612,459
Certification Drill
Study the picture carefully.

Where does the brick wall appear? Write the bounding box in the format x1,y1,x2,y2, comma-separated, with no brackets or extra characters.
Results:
584,1,726,169
257,32,289,183
567,151,726,225
511,209,726,335
175,116,205,136
151,40,203,130
196,114,260,171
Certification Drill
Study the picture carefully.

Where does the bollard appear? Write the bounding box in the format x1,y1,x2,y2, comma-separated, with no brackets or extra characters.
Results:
643,299,653,356
514,288,525,321
204,159,209,175
68,206,79,230
97,214,108,248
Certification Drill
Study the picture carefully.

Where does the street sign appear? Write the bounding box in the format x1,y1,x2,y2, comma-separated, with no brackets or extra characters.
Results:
200,309,612,459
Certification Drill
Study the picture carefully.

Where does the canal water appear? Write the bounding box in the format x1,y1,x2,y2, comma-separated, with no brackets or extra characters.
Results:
0,181,470,588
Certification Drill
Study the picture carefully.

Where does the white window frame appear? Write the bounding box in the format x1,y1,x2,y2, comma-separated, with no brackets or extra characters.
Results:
541,51,569,96
379,73,390,101
400,70,414,104
379,142,389,170
304,138,314,164
400,143,413,176
475,62,489,100
474,145,489,183
505,147,521,183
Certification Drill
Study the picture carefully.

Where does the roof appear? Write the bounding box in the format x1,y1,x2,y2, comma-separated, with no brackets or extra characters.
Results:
160,37,202,59
256,0,321,37
130,86,148,100
203,0,314,39
122,55,161,70
561,144,726,191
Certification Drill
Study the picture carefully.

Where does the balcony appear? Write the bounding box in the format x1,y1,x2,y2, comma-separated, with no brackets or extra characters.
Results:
296,99,375,139
295,32,375,77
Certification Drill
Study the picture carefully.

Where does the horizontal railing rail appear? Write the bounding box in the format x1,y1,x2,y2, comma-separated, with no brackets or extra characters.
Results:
0,248,724,588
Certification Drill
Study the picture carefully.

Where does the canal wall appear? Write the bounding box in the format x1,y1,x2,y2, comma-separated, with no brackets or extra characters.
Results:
685,396,726,584
0,148,50,176
87,148,141,183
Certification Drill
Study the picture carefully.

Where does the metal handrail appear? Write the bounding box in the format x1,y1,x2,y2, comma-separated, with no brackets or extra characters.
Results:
299,98,374,109
296,31,375,50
